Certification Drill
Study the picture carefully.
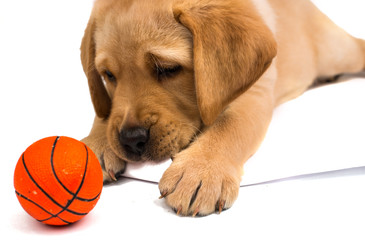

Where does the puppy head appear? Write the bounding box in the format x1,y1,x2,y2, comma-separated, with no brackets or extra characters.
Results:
80,0,277,162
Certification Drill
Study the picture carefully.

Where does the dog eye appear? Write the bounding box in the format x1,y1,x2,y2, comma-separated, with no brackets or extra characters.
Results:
156,65,182,80
104,70,116,82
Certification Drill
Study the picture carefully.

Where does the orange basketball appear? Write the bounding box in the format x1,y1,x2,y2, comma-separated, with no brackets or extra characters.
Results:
13,136,103,226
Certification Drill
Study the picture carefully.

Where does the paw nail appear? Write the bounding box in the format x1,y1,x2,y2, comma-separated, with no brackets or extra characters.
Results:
176,206,182,216
192,208,199,217
108,170,117,181
218,200,225,214
159,191,168,199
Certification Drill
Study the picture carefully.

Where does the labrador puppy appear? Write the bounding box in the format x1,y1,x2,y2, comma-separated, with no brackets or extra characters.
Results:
81,0,365,216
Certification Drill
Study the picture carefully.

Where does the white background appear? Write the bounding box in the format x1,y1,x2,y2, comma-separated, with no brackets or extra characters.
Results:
1,0,365,239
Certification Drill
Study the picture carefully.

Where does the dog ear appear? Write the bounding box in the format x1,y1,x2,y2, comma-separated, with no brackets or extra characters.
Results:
173,0,277,125
80,16,111,119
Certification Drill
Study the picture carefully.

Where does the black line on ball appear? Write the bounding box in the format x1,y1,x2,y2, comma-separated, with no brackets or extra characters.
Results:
43,144,90,222
51,137,100,202
21,148,88,222
15,190,71,224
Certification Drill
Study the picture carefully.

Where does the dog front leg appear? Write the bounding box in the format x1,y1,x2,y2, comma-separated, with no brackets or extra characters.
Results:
159,83,275,216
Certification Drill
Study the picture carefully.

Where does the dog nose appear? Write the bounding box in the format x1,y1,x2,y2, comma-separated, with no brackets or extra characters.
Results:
119,127,149,156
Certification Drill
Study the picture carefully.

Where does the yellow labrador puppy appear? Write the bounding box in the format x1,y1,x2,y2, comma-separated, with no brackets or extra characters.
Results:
81,0,365,216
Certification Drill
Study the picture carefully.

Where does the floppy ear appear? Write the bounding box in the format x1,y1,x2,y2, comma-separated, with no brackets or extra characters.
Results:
173,0,277,125
80,16,111,119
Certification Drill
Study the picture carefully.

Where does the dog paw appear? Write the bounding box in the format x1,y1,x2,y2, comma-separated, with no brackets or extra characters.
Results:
82,136,126,183
99,147,126,183
158,150,241,216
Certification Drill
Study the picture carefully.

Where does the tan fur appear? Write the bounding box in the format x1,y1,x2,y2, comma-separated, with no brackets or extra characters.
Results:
81,0,365,216
173,0,277,125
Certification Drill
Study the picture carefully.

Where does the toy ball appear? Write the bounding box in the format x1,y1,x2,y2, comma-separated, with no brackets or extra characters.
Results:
14,136,103,226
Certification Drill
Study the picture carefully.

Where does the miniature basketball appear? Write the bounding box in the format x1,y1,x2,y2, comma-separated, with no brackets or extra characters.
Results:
13,136,103,226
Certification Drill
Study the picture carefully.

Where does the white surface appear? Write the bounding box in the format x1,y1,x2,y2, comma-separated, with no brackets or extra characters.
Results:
1,1,365,239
